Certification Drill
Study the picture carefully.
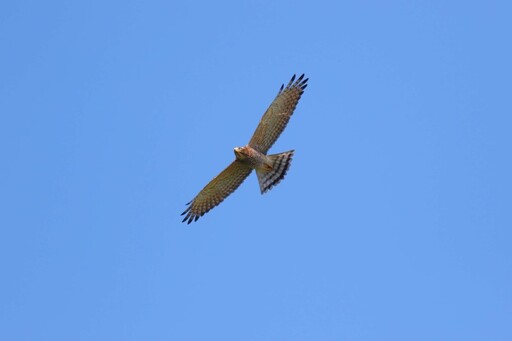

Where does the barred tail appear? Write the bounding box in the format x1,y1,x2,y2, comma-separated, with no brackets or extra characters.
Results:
256,150,294,194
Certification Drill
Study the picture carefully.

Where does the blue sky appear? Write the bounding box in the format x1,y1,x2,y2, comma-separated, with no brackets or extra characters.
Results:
1,0,511,340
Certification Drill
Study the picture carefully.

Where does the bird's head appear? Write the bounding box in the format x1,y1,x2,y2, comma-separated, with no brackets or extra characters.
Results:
234,146,249,160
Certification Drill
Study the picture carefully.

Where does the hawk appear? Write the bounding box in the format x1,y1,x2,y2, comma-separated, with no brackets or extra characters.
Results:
181,74,308,224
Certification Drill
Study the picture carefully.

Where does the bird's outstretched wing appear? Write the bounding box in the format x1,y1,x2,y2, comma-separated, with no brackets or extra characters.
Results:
181,161,253,224
248,74,308,154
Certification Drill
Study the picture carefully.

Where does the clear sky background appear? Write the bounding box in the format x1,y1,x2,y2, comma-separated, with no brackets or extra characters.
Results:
1,1,511,340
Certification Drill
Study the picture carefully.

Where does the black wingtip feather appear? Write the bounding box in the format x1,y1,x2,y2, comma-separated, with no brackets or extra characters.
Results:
290,74,296,83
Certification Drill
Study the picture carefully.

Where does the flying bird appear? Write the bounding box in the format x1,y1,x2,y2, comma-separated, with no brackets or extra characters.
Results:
181,74,308,224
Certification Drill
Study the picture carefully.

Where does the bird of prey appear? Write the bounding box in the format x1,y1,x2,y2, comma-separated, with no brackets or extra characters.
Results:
181,74,308,224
